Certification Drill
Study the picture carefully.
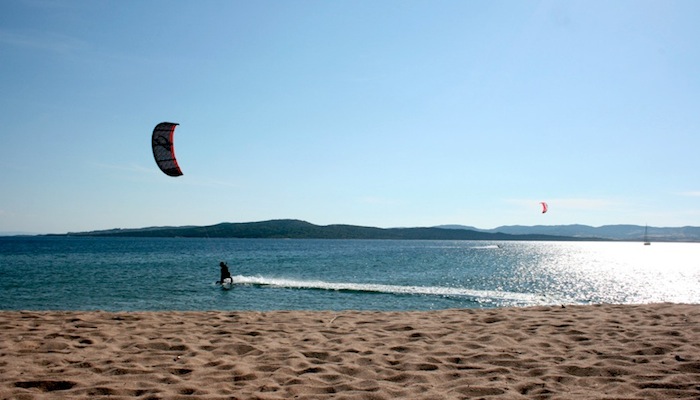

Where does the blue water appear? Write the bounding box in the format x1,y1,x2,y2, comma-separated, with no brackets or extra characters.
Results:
1,237,698,311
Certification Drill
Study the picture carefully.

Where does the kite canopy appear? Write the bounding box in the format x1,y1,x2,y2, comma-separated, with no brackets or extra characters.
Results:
152,122,183,177
540,202,548,214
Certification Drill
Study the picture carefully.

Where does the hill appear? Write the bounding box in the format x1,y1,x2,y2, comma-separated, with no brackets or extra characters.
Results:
55,220,699,241
436,224,700,242
62,219,589,241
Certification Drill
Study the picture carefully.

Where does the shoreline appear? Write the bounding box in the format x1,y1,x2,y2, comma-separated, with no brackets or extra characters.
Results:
2,303,699,399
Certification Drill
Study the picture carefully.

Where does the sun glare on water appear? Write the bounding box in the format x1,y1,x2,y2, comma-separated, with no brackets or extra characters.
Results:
528,242,700,305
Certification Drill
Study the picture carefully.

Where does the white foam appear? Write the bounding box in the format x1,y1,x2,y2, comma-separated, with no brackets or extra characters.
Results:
230,275,558,305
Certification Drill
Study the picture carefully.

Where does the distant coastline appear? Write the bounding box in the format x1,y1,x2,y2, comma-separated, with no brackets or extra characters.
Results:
53,219,577,241
14,220,697,242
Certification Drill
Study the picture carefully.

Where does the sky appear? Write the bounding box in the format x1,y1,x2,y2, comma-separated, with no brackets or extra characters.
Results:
1,0,699,234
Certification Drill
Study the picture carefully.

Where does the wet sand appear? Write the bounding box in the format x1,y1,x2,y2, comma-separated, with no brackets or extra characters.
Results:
1,303,699,399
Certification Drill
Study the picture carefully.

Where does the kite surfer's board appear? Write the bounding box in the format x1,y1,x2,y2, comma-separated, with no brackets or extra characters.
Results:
221,277,233,290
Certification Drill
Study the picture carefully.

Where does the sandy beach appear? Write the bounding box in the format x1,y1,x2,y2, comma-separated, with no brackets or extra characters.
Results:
1,303,699,399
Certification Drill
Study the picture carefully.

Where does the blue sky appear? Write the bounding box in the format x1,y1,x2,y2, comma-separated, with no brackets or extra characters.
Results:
1,0,699,234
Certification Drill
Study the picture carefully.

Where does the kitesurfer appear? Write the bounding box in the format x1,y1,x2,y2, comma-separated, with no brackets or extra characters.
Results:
219,261,232,284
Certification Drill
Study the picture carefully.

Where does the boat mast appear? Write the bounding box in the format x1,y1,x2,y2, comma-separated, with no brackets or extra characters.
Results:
644,225,650,245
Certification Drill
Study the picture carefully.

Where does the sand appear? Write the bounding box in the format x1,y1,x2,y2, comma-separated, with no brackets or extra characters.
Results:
1,304,699,400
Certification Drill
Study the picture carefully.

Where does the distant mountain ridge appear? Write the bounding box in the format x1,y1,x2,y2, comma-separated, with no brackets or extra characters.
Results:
61,219,592,241
437,224,700,242
46,220,700,241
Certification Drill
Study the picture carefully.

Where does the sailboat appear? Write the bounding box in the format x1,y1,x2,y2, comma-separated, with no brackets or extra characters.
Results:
643,225,651,246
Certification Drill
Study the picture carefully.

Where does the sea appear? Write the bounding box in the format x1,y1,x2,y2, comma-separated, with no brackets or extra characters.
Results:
1,236,698,312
